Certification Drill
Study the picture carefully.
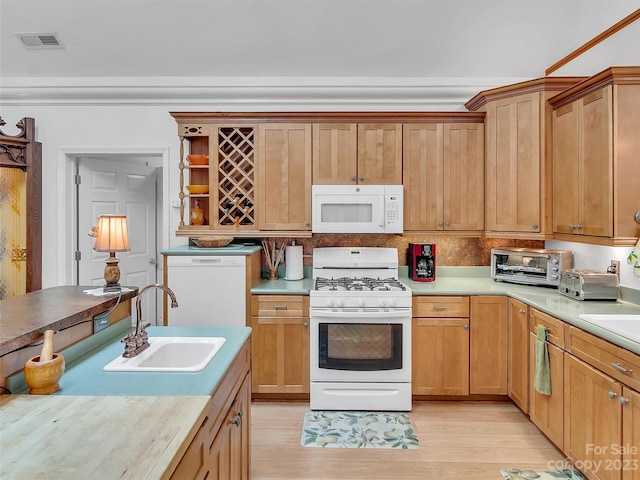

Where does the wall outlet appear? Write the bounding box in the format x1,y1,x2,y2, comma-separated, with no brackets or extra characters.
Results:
607,260,620,280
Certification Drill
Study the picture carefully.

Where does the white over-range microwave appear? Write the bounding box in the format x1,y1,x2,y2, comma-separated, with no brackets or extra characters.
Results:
311,184,403,234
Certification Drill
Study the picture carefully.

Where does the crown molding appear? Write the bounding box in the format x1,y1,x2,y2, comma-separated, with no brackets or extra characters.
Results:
0,76,529,110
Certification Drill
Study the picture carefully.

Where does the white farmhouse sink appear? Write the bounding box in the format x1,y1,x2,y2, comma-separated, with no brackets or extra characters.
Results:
103,337,226,372
578,314,640,343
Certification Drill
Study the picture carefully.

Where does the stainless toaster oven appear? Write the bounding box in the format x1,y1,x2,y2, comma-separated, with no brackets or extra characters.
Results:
491,248,573,287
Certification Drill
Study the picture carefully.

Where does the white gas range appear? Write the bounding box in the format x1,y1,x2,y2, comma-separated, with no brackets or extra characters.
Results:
309,247,412,411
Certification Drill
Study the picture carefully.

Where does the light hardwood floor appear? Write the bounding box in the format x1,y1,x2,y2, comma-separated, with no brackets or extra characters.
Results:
251,401,568,479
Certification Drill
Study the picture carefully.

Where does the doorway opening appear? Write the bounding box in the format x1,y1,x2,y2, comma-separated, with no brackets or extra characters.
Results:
61,148,169,326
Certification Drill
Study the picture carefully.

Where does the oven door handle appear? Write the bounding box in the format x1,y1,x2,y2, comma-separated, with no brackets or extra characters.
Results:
310,309,411,320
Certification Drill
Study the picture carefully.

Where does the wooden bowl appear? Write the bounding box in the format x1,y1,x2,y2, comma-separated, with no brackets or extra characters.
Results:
187,154,209,165
24,353,65,395
192,237,234,248
186,185,209,194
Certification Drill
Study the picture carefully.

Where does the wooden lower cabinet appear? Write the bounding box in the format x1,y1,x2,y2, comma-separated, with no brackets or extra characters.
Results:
528,307,566,450
622,387,640,480
169,340,251,480
564,353,622,480
209,374,251,480
529,333,564,449
508,298,529,412
412,296,470,395
251,295,310,394
469,296,508,394
412,318,469,395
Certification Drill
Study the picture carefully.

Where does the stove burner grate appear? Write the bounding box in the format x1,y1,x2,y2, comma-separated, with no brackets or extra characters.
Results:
314,276,407,292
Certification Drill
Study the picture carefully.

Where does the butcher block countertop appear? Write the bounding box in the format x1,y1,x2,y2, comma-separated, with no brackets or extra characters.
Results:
0,286,138,356
0,395,208,480
0,326,251,479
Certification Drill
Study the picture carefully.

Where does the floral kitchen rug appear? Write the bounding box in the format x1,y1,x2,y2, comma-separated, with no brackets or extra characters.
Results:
300,411,419,449
500,468,586,479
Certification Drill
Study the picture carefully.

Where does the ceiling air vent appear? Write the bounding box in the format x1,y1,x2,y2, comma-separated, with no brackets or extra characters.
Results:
16,33,64,49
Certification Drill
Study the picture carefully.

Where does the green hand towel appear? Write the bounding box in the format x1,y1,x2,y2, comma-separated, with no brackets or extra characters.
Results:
534,324,551,395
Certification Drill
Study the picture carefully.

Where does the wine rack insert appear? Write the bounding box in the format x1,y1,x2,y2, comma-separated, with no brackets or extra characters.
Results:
178,124,256,231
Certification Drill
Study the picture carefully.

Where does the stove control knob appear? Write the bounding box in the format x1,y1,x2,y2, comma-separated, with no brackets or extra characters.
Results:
335,298,345,307
387,298,397,307
357,298,367,307
326,298,335,307
378,298,388,307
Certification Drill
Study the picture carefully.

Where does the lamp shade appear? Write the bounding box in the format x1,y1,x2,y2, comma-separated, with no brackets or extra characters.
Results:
93,215,130,252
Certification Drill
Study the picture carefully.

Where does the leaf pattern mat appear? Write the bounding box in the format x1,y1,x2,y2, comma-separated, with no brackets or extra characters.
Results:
301,411,419,449
501,469,586,479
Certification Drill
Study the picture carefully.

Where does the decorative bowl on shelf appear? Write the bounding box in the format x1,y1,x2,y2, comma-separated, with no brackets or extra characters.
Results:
192,236,234,248
186,154,209,165
186,185,209,194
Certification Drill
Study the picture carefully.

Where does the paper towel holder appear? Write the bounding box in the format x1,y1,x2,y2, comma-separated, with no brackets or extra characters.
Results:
285,241,304,281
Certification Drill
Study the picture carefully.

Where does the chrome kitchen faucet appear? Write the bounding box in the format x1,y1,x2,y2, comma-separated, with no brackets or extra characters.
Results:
121,284,178,358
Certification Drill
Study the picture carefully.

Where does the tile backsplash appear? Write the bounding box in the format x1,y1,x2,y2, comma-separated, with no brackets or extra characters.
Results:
261,234,543,266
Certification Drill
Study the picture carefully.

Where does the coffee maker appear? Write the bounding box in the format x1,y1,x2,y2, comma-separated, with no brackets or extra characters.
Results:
408,243,436,282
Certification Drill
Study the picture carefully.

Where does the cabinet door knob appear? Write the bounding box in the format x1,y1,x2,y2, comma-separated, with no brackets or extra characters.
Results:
445,221,451,227
438,221,444,227
620,396,630,405
531,223,538,229
359,176,364,181
463,324,469,329
519,309,526,314
608,390,617,399
351,176,356,181
303,321,308,327
305,221,311,227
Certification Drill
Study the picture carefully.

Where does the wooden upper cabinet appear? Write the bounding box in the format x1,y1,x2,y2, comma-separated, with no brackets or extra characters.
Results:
553,102,581,235
357,123,403,184
443,123,484,231
466,77,584,240
257,124,312,230
312,123,401,185
550,67,640,245
485,93,541,233
403,123,442,230
553,88,613,238
403,122,483,232
312,123,358,184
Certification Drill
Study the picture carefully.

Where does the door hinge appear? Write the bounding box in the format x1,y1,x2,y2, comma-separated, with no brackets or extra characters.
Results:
74,251,81,261
74,173,81,185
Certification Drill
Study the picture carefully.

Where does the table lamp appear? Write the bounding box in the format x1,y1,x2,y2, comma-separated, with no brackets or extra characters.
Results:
90,215,130,292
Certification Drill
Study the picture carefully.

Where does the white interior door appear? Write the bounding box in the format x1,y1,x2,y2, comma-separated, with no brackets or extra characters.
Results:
77,157,158,325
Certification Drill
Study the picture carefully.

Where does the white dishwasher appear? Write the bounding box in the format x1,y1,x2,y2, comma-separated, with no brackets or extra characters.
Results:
165,255,247,327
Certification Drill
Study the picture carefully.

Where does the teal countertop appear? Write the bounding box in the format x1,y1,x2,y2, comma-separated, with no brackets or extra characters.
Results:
37,326,251,396
251,277,314,294
161,245,261,256
250,266,640,355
